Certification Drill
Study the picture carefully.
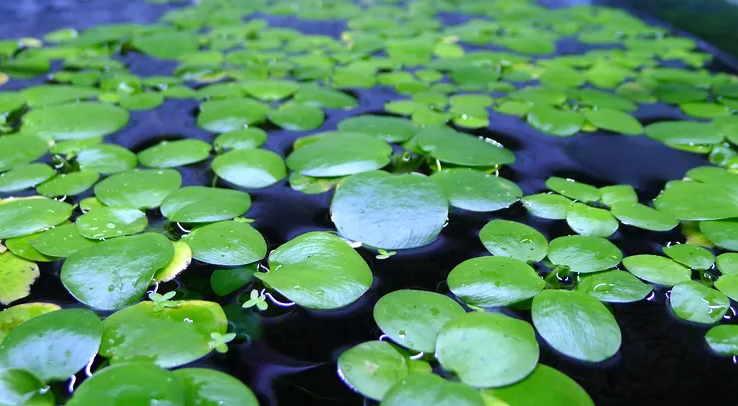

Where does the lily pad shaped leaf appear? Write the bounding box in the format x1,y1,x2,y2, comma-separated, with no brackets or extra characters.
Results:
286,132,392,177
132,30,199,60
483,365,595,406
0,252,40,306
0,164,55,193
173,368,259,406
653,180,738,221
61,233,174,310
0,302,60,344
448,256,544,308
521,193,572,220
566,203,619,238
183,220,266,266
576,270,653,303
213,128,267,151
373,290,465,353
669,281,729,324
22,102,130,140
161,186,251,223
100,300,227,368
256,232,372,310
338,340,428,401
610,202,679,231
331,171,448,249
293,84,358,109
210,265,255,297
436,312,539,388
242,79,300,101
0,135,48,172
0,308,102,381
583,108,643,136
197,98,269,133
416,126,515,167
644,121,723,145
20,84,99,107
546,177,600,202
431,169,522,212
547,235,622,274
66,362,185,406
527,105,584,137
119,92,165,111
0,368,53,406
31,224,97,258
622,255,691,286
705,325,738,356
37,170,100,197
75,207,148,239
381,373,485,406
532,289,621,362
700,219,738,251
212,148,287,189
0,198,73,239
268,103,325,131
153,240,192,283
479,220,548,263
337,115,417,143
600,185,637,206
138,139,212,168
662,244,714,270
94,169,182,209
717,253,738,275
76,144,137,175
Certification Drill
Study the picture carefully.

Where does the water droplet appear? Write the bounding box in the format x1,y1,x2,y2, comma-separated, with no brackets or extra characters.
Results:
106,223,116,229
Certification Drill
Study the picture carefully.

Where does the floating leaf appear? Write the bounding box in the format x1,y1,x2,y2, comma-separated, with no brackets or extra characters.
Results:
610,202,679,231
161,186,251,223
212,148,287,189
680,102,731,119
183,220,266,266
132,30,199,60
431,169,522,212
527,106,584,137
509,86,566,105
670,281,729,324
622,255,691,286
153,241,191,283
436,312,539,388
268,102,325,131
256,232,372,309
521,193,572,220
331,171,448,249
483,365,595,406
382,373,484,406
583,108,643,135
0,308,102,381
717,253,738,275
61,233,174,310
197,98,269,132
644,121,722,145
547,235,622,274
545,177,600,202
600,185,637,206
293,84,358,109
0,367,53,406
213,128,267,151
653,180,738,221
76,144,137,174
286,132,392,177
4,231,56,262
532,289,621,362
448,256,544,308
138,139,211,168
662,244,714,270
37,170,99,197
373,290,464,353
579,89,637,112
417,126,515,167
0,198,72,239
700,219,738,250
20,84,99,107
242,79,299,101
100,300,227,368
715,273,738,301
576,270,653,303
22,102,129,140
0,135,48,172
566,202,619,238
118,92,165,111
0,164,55,193
479,220,548,263
705,325,738,356
0,252,40,306
75,207,147,239
210,265,255,297
94,168,182,209
31,223,97,258
0,303,60,344
173,368,259,406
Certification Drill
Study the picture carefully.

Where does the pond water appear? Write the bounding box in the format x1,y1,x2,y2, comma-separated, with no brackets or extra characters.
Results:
2,1,738,406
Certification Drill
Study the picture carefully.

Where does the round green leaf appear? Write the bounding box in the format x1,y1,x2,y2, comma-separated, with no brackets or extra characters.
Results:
662,244,714,270
213,128,267,151
566,202,619,238
20,84,98,108
715,273,738,301
706,325,738,356
210,265,255,297
680,102,731,119
242,79,299,101
286,132,392,177
173,368,259,406
622,254,691,286
37,170,99,197
118,92,164,111
31,223,98,258
448,256,544,307
50,137,102,156
94,169,182,209
197,98,269,132
256,231,372,309
576,270,653,303
183,220,266,266
161,186,251,223
431,169,522,212
0,135,47,173
75,207,148,239
583,108,643,135
100,300,227,368
138,139,211,168
527,105,584,137
600,185,637,206
700,219,738,250
416,126,515,167
545,177,600,202
436,312,539,388
132,30,199,60
670,281,729,324
293,84,357,109
579,88,637,112
532,289,621,362
483,365,595,406
381,373,484,406
22,102,129,140
521,193,572,220
76,144,137,174
331,171,448,249
4,232,56,262
212,148,287,189
0,252,39,306
153,240,192,283
373,290,465,353
0,368,52,406
547,235,622,274
268,103,325,131
610,202,679,231
0,198,73,239
337,115,416,143
479,219,548,262
67,362,185,406
0,308,102,381
717,253,738,275
653,180,738,221
645,121,723,145
0,303,60,344
61,233,175,310
0,164,55,193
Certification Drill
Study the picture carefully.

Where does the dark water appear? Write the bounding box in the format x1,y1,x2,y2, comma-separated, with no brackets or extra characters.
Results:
3,1,738,406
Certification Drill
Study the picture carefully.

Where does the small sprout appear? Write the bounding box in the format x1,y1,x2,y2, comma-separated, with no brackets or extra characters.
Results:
376,249,396,260
242,289,268,311
208,332,237,354
149,291,180,312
